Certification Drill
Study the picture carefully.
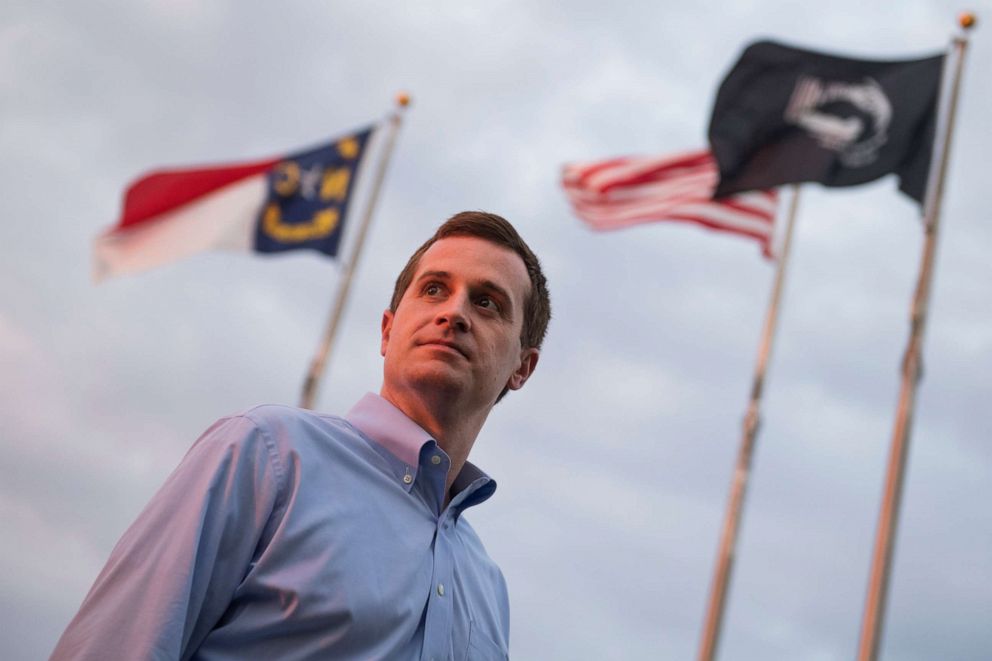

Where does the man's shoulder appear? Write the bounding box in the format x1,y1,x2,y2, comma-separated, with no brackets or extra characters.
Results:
208,404,362,453
188,405,399,491
234,403,340,427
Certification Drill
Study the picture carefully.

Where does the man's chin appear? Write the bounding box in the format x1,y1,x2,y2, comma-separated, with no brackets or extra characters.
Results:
405,366,467,395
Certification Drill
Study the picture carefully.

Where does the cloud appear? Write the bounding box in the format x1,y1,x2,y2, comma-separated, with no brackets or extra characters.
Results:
2,1,990,659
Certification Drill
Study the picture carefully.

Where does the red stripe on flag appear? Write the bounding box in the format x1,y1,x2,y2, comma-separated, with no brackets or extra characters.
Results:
117,158,280,230
598,152,715,192
562,149,778,258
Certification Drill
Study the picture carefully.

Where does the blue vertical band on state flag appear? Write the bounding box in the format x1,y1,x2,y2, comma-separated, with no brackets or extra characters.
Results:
254,126,374,257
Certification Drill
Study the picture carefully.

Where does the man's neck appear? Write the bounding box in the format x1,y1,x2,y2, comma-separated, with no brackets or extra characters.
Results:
379,387,490,497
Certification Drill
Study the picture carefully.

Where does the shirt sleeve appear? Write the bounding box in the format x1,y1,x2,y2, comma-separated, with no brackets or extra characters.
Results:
50,414,287,661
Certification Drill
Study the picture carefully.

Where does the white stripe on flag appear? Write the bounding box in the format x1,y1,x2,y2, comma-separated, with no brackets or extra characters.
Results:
561,149,778,257
93,174,266,281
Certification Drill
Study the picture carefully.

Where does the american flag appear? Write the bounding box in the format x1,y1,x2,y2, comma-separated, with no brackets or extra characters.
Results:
562,149,779,258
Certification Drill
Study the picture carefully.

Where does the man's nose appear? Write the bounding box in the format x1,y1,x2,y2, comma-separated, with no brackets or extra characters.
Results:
435,294,471,332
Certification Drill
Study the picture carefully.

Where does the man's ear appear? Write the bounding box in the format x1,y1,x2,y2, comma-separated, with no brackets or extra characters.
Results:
380,310,394,357
506,348,540,391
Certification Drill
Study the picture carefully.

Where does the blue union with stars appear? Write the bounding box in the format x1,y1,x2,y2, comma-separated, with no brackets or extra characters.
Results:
255,126,373,257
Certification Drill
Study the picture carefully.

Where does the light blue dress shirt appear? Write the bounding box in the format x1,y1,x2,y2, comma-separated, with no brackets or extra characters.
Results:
50,393,509,660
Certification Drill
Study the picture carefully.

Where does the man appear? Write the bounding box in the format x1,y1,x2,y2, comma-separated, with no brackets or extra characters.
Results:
51,211,551,660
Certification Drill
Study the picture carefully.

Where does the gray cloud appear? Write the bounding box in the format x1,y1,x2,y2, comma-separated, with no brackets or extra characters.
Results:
2,1,989,659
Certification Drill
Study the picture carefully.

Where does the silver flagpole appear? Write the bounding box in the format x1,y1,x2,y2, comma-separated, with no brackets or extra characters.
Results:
856,14,974,661
698,184,801,661
300,93,410,410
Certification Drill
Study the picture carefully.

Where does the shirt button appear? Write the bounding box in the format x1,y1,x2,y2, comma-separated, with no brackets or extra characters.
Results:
437,583,445,596
402,474,413,484
431,455,442,465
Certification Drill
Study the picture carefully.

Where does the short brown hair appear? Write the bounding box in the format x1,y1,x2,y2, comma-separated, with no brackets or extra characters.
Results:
389,211,551,350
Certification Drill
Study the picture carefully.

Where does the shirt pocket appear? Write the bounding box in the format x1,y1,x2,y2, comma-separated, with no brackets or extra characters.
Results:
465,620,508,661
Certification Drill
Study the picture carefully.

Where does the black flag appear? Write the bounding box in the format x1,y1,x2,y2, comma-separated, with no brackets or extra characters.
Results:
708,40,944,204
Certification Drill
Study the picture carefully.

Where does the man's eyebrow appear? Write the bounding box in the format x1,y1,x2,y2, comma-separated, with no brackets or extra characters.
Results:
479,280,513,308
415,270,451,282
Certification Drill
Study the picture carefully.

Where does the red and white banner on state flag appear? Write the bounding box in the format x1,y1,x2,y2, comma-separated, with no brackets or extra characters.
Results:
562,149,778,258
94,126,376,281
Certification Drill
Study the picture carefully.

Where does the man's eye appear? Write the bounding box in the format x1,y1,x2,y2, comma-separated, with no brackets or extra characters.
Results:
424,283,442,296
476,296,499,311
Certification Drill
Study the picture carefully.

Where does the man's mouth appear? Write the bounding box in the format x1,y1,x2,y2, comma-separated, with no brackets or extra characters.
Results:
419,339,469,359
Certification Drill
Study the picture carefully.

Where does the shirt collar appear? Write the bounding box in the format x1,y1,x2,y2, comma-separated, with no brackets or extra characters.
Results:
346,392,432,467
345,392,496,506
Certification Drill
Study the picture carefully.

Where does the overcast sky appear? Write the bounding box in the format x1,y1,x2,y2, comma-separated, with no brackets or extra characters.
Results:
2,1,990,659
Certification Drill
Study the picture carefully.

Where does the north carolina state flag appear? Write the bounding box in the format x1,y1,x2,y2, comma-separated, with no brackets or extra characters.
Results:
94,126,374,281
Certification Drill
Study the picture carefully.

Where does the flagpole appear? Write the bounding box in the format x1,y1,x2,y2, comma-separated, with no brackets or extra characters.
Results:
856,14,974,661
698,184,801,661
300,93,410,410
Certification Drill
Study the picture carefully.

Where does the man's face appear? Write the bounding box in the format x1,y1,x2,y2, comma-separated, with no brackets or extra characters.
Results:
380,235,539,411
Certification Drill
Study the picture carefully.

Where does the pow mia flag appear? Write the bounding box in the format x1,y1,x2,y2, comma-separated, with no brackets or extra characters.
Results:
708,40,944,204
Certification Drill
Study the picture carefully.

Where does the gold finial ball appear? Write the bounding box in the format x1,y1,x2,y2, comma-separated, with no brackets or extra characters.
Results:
959,12,976,29
395,92,411,108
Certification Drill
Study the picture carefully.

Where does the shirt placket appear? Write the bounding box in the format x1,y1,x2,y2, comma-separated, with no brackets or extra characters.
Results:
419,448,456,661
